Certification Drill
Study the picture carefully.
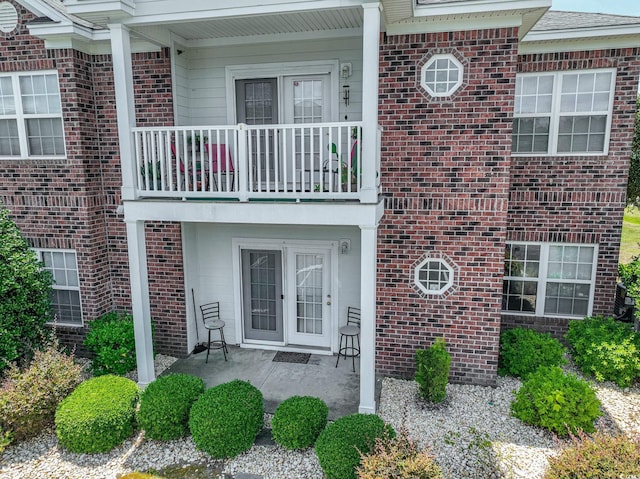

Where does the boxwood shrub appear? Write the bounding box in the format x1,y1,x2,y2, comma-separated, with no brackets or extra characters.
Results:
415,338,451,403
315,413,395,479
84,311,137,376
566,316,640,387
511,366,601,436
137,373,205,441
189,380,263,458
271,396,328,449
498,327,566,379
55,375,139,453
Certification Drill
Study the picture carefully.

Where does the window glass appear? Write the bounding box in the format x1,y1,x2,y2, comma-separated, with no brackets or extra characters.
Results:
38,249,82,326
421,55,463,97
0,72,64,158
503,243,595,317
513,70,614,155
415,257,454,294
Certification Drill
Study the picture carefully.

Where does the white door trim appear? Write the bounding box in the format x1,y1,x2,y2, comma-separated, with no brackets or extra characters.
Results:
231,237,338,352
225,60,339,124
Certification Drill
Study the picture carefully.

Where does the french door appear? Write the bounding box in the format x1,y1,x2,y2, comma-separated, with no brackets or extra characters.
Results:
240,246,332,348
235,74,331,191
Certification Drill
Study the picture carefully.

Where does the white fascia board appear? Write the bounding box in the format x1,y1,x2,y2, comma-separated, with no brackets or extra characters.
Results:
520,34,640,55
186,27,362,48
122,0,364,27
413,0,550,18
386,13,522,35
64,0,135,17
27,21,97,41
123,200,385,229
524,25,640,43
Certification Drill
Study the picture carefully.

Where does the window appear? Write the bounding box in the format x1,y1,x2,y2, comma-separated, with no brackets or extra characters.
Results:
503,243,597,318
0,71,65,158
420,54,463,97
513,69,615,155
415,257,454,295
37,249,82,326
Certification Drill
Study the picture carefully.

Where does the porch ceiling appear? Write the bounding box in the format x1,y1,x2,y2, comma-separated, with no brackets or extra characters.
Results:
151,8,363,43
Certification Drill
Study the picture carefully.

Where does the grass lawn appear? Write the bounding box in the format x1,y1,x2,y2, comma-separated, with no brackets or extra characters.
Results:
621,207,640,264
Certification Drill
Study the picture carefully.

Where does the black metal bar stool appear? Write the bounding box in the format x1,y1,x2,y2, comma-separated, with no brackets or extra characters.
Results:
335,306,361,372
200,302,229,363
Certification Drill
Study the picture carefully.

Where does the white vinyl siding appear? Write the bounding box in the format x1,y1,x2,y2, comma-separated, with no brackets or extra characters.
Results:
177,37,362,126
503,243,597,318
37,249,83,326
0,71,65,159
513,69,615,156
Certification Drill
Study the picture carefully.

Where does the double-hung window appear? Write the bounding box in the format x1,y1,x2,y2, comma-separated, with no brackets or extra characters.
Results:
503,243,597,318
513,69,615,155
36,249,83,326
0,71,65,158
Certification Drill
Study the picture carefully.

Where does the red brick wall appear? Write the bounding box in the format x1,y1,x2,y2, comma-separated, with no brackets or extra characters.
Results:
504,48,640,336
0,2,187,358
377,28,519,385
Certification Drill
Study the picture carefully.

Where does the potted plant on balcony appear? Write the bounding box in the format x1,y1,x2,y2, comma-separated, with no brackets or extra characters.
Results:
140,160,162,190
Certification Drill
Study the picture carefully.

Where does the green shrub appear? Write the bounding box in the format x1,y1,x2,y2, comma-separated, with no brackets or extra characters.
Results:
511,366,601,436
566,316,640,387
498,327,566,379
55,375,139,453
415,338,451,403
0,427,12,453
544,430,640,479
357,429,443,479
0,338,82,441
189,380,263,458
84,311,137,376
0,205,53,372
315,413,395,479
137,373,205,441
271,396,328,449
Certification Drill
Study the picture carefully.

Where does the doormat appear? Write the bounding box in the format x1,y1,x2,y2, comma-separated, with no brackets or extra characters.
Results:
272,351,311,364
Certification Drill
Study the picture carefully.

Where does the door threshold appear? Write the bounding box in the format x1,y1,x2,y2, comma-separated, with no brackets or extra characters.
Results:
240,342,333,356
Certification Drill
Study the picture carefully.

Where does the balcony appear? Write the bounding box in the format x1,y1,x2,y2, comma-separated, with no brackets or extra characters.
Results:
132,122,380,202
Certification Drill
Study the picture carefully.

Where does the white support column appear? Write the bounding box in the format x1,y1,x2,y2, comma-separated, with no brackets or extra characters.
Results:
109,23,137,201
360,2,381,204
126,220,155,386
359,224,378,413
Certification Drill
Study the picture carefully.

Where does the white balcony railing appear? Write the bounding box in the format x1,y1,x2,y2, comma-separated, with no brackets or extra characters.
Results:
131,122,379,201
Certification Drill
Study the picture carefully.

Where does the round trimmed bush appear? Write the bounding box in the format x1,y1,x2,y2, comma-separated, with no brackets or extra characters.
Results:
315,413,395,479
137,373,205,441
498,327,566,379
189,380,263,458
511,366,601,436
272,396,328,449
55,375,139,453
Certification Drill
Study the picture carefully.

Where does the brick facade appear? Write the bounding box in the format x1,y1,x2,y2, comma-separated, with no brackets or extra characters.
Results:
376,28,518,385
1,2,638,379
0,1,186,357
503,48,640,338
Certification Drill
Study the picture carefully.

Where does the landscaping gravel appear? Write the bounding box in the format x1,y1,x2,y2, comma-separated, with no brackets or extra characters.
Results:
2,356,640,479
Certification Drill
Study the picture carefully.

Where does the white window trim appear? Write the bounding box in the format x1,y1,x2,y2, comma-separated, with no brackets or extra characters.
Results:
414,256,454,295
420,54,464,98
512,68,616,157
36,248,83,327
502,242,598,319
0,70,66,160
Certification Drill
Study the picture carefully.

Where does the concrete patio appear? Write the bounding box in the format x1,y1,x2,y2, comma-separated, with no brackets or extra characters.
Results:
165,346,380,420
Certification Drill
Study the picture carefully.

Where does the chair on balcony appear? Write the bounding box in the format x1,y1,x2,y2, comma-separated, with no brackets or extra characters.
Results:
205,143,235,191
199,301,228,363
335,306,361,372
171,143,209,191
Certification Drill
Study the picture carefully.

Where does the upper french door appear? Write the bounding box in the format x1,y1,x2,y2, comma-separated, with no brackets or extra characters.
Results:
235,74,331,191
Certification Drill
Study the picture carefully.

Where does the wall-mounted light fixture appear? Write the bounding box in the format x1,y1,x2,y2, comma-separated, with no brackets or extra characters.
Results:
340,238,351,254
